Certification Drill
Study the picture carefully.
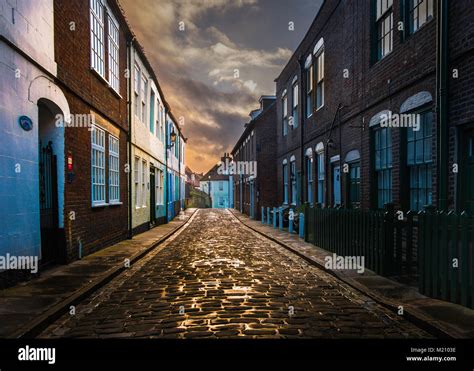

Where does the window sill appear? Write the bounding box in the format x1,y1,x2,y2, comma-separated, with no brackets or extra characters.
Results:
109,201,122,206
92,202,108,208
316,104,324,112
91,67,109,86
109,86,122,99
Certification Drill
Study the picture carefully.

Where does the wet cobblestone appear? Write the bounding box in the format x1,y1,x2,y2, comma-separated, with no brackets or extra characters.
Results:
41,209,431,339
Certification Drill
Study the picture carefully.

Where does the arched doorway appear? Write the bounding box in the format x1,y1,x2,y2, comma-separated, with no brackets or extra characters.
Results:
37,99,65,266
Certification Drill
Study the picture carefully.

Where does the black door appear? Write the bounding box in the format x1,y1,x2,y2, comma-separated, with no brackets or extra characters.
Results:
150,167,156,225
39,141,59,266
461,129,474,214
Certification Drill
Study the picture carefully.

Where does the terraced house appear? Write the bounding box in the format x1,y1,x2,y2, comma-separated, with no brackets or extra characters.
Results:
166,112,186,221
232,96,277,220
54,0,132,262
130,41,167,234
276,0,474,213
0,0,187,287
0,0,72,276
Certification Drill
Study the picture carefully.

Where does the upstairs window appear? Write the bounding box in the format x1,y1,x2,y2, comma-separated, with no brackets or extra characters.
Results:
141,76,147,123
375,0,393,60
408,0,434,34
315,51,325,110
90,0,105,77
306,65,313,117
134,65,140,119
150,91,155,134
90,0,120,91
107,12,120,92
282,92,288,136
292,81,298,129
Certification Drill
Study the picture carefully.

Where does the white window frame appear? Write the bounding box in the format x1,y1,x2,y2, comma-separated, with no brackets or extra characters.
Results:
316,50,325,110
141,76,148,123
134,64,141,119
107,10,120,92
91,125,106,206
108,135,120,203
90,0,105,77
376,0,394,60
134,156,140,208
282,92,288,136
292,81,298,128
141,160,147,208
306,65,314,118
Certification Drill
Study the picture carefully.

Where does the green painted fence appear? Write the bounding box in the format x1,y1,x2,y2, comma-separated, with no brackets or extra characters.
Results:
305,204,474,309
305,204,407,276
418,210,474,308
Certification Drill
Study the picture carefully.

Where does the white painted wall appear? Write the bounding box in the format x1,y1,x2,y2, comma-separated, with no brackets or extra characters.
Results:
0,0,69,260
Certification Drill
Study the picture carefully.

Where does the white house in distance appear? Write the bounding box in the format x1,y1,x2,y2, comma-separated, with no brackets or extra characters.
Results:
130,42,167,234
0,1,71,271
200,154,234,209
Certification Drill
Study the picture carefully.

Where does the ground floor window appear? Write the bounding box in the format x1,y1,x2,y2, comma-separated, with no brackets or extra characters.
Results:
306,156,313,204
407,111,433,211
290,160,297,205
317,152,325,205
349,161,361,208
374,126,393,208
283,162,289,204
91,126,106,205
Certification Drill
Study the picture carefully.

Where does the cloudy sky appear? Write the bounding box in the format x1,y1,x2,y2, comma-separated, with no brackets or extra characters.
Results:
120,0,322,173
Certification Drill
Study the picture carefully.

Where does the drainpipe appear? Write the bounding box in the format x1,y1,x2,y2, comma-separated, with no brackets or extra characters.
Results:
298,57,305,208
127,37,135,239
436,0,449,210
164,107,169,223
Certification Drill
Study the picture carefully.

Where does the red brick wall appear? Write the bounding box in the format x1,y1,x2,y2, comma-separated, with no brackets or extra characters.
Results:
274,0,460,212
55,0,130,261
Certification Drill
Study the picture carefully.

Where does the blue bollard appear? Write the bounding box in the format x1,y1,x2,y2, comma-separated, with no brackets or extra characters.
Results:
273,207,277,229
279,207,283,230
289,209,294,234
267,207,271,225
261,207,265,224
299,212,304,238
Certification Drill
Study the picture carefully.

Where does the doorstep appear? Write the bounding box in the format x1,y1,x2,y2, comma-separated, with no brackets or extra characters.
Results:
230,209,474,339
0,208,198,339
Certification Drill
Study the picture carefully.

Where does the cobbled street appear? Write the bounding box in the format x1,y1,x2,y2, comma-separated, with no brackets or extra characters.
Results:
41,209,430,339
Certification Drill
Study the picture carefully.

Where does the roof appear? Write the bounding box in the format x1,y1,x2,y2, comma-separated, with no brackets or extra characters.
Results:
274,1,326,83
202,164,231,181
116,0,186,141
231,100,276,155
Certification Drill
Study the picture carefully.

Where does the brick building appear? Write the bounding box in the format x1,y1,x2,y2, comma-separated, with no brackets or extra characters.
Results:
54,0,132,261
232,96,277,219
275,0,474,214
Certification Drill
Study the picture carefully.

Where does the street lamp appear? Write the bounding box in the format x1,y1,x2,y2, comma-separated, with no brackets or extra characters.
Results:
167,130,177,150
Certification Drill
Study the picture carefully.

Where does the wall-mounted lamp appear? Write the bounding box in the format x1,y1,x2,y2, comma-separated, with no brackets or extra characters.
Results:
167,130,177,149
